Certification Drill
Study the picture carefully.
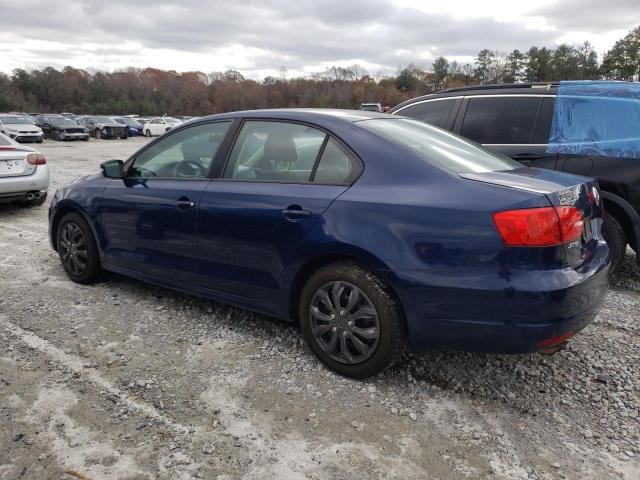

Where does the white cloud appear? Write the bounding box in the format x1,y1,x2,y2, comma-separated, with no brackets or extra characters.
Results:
0,0,636,77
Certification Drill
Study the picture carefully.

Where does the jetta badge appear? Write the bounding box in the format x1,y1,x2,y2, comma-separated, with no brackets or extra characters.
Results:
558,189,577,205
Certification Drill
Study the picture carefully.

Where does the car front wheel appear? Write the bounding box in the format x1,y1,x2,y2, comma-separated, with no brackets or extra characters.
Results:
56,212,102,284
299,262,405,378
145,129,152,137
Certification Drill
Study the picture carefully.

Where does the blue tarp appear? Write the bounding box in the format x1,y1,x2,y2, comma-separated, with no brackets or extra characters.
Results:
547,81,640,158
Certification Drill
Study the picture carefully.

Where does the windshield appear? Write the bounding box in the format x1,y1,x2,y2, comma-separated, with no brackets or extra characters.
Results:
165,117,181,124
93,116,114,123
0,116,34,124
358,118,521,174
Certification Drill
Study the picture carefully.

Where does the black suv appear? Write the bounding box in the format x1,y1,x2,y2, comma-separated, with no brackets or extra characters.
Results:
390,83,640,267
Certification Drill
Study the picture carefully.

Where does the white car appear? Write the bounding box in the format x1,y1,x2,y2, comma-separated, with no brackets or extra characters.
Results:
143,117,182,137
0,132,49,206
0,115,44,143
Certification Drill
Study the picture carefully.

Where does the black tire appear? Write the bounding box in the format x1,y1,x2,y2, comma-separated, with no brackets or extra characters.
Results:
36,137,43,144
145,129,151,137
602,212,626,269
82,137,89,141
56,212,101,284
21,192,47,207
299,262,405,378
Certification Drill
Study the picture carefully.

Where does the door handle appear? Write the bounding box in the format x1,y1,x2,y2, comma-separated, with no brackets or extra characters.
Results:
282,205,311,219
513,153,543,160
176,199,195,210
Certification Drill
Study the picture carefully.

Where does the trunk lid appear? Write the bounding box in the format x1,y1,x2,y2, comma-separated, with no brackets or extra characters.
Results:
460,167,603,268
0,148,36,178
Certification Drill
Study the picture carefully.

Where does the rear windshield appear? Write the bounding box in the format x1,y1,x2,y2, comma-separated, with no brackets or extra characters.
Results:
358,118,521,173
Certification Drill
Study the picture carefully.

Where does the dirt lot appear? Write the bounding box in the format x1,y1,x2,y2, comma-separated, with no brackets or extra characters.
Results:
1,137,639,480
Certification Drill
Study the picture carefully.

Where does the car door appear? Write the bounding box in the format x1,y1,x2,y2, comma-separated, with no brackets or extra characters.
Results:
456,95,558,170
98,120,232,284
195,119,361,298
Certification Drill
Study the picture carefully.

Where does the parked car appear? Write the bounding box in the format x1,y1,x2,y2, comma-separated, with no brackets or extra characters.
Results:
389,81,640,267
0,115,44,143
0,132,49,206
78,116,128,139
359,103,382,112
143,117,182,137
48,109,609,377
113,117,144,136
35,115,89,141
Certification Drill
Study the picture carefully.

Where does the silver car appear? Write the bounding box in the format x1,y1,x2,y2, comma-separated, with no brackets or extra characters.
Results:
0,132,49,206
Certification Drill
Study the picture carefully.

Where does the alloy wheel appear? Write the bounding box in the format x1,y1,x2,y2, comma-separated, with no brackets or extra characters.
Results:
59,222,88,276
309,281,380,364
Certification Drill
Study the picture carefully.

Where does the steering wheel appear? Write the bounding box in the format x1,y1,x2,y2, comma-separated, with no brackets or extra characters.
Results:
172,160,206,178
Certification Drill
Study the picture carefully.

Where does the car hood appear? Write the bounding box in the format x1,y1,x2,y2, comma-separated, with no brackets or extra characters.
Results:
51,121,82,128
3,123,40,130
96,121,125,127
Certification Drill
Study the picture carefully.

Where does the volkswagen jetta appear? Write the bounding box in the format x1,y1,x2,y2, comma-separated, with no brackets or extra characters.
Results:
48,109,610,378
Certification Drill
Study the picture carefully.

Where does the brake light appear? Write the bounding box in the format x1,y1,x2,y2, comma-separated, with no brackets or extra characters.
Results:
26,153,47,165
0,146,16,150
493,206,584,247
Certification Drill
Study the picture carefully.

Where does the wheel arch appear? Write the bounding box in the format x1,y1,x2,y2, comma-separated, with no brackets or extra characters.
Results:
601,191,640,254
286,251,408,332
50,203,100,253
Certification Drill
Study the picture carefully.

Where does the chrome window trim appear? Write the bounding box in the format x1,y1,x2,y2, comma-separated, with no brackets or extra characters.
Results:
482,144,549,147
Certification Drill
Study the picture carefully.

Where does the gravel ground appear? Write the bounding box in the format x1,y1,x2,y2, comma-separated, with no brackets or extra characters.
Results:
1,137,639,480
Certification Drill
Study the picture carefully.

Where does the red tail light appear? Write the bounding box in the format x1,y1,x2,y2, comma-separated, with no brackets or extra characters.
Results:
0,146,16,150
493,206,584,247
26,153,47,165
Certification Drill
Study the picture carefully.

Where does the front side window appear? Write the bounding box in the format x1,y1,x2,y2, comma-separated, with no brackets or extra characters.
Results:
129,122,231,179
358,118,521,174
398,98,456,129
460,96,540,145
224,121,326,183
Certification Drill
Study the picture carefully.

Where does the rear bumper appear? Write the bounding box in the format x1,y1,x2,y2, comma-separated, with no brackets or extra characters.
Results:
0,166,50,201
390,241,610,353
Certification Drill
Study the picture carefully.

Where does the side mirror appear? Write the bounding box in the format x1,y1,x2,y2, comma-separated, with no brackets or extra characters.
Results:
101,159,124,179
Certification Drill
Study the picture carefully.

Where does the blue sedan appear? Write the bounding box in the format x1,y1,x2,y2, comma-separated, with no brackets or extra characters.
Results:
48,109,610,378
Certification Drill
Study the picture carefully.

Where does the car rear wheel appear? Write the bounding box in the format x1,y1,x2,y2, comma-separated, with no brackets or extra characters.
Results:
145,129,151,137
299,262,405,378
56,213,101,284
602,212,626,269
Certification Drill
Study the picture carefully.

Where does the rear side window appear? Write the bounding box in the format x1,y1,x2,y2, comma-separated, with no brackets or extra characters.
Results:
532,97,555,144
224,121,326,183
313,138,361,184
460,97,540,145
398,98,456,129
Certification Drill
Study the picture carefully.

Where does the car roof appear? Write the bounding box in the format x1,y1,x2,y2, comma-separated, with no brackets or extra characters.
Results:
193,108,390,124
390,83,558,112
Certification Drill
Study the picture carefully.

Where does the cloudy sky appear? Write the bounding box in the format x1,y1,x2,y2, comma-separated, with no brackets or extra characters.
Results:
1,0,638,78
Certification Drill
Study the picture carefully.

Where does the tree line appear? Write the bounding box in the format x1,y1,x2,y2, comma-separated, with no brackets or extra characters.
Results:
0,26,638,116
